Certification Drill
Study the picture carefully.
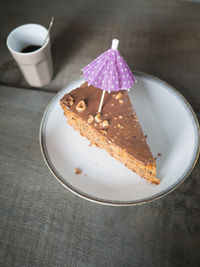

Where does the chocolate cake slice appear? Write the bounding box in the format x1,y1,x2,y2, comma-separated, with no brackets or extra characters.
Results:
60,82,159,184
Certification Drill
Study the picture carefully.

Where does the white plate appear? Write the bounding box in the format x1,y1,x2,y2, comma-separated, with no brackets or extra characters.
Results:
40,72,199,205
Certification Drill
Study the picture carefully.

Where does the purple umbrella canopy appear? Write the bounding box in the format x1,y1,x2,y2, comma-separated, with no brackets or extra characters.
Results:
82,39,136,113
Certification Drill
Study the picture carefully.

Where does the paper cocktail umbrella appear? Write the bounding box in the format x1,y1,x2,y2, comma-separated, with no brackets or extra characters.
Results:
82,39,136,113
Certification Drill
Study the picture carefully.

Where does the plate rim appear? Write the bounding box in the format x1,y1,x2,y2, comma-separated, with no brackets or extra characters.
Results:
39,71,200,206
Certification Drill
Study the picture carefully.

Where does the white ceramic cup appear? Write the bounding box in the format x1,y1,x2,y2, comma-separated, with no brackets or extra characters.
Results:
6,24,53,87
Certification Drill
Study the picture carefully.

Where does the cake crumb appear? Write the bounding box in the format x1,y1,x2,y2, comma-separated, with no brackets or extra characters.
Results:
119,99,124,104
145,135,148,138
74,168,82,175
154,157,157,161
93,143,99,147
157,153,162,157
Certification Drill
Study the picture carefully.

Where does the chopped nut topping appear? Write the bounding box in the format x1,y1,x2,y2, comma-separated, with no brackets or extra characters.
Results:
114,117,117,120
95,113,102,123
76,100,86,112
112,94,116,98
119,115,123,119
119,99,124,104
100,129,107,135
74,168,82,175
117,123,124,129
115,92,122,99
105,113,108,117
111,103,114,107
101,120,109,128
94,123,97,127
87,115,94,124
64,95,74,106
69,99,74,106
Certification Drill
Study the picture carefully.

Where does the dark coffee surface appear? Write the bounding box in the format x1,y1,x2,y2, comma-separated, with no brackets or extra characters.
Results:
21,45,41,53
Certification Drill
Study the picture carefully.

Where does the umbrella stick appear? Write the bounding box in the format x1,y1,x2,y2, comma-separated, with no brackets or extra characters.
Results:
98,90,106,113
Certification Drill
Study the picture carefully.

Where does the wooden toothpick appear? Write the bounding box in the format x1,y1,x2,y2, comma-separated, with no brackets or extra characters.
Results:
98,90,106,113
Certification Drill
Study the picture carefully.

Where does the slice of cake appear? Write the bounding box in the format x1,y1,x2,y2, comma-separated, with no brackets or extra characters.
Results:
60,82,159,184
